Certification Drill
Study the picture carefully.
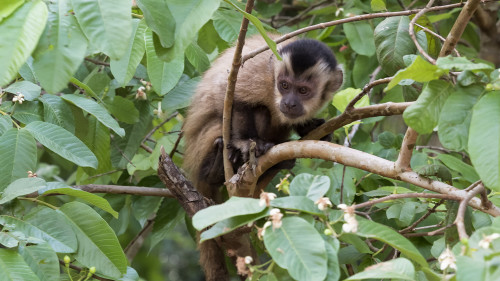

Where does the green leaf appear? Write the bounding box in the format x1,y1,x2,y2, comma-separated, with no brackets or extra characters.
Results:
24,206,77,253
270,196,324,217
468,91,500,191
136,0,175,48
324,237,340,281
200,209,268,242
162,76,201,113
374,16,420,76
4,81,41,101
61,94,125,137
193,197,265,230
371,0,386,11
110,19,147,87
403,80,453,134
39,94,75,134
213,9,242,43
438,84,483,151
185,43,210,73
150,198,184,251
437,154,479,183
346,258,415,280
79,116,112,175
197,20,220,53
19,243,60,281
155,0,220,62
32,0,88,94
344,22,376,56
41,184,118,218
106,96,140,124
0,178,46,204
264,217,327,281
12,101,44,124
0,0,48,87
0,116,12,135
0,129,37,192
24,121,98,168
356,217,428,267
0,249,40,281
145,30,184,95
385,56,447,91
59,201,127,278
71,0,132,59
0,0,24,21
332,88,369,113
436,56,494,71
289,174,330,202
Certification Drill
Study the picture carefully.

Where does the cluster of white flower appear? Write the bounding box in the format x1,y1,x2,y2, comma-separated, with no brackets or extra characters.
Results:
478,233,500,249
12,93,25,104
438,247,456,271
315,197,332,211
338,204,358,233
259,192,277,207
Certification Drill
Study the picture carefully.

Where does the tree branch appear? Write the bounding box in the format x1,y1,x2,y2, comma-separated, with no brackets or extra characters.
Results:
353,194,457,210
409,0,437,64
455,183,485,240
395,127,419,172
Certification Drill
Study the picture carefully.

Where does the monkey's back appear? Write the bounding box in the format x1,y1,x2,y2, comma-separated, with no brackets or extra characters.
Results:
183,34,289,196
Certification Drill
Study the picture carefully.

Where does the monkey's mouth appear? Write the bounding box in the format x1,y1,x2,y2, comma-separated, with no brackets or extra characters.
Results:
281,110,303,119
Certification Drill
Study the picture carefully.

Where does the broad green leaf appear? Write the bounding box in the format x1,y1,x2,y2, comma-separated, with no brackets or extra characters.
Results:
0,249,40,281
213,9,242,43
24,206,77,253
371,0,386,11
19,243,60,281
61,94,125,137
155,0,220,62
193,197,265,230
24,121,98,168
32,0,88,94
41,184,118,218
356,217,428,267
374,16,422,76
264,217,327,281
111,102,152,168
352,55,378,89
71,0,132,59
438,84,483,151
106,96,140,124
120,267,140,281
110,19,147,87
136,0,175,48
0,0,24,21
344,22,376,56
289,174,330,202
145,30,184,95
4,81,41,101
436,56,494,71
12,101,44,124
59,201,127,278
437,154,479,183
324,237,340,281
403,80,453,134
0,178,46,204
270,196,324,217
0,129,37,192
150,198,184,251
469,91,500,191
39,94,75,134
197,20,220,53
346,258,415,280
339,233,372,254
385,56,447,91
200,209,268,242
0,116,12,135
185,43,210,73
0,232,19,248
332,88,369,113
0,0,48,87
161,76,201,113
79,116,112,175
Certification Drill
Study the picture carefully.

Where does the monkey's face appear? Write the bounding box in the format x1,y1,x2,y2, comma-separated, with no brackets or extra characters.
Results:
276,73,315,119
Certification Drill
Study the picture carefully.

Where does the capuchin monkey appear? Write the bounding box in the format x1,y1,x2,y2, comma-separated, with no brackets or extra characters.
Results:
182,34,342,280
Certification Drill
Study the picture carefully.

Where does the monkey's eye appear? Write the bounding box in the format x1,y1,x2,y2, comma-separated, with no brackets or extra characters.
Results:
298,87,308,95
280,81,289,90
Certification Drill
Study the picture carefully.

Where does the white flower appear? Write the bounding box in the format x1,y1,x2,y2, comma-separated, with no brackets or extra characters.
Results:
479,233,500,249
337,203,347,210
438,247,457,271
12,93,25,104
315,197,332,211
260,221,272,238
244,256,253,264
338,204,358,233
270,208,283,229
259,192,277,207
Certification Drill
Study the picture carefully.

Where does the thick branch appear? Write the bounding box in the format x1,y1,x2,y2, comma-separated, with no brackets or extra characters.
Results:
222,0,255,187
243,141,500,216
395,127,418,172
439,0,482,57
455,183,485,240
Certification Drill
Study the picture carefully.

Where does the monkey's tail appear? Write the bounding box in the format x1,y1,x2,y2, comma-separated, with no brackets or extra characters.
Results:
199,237,229,281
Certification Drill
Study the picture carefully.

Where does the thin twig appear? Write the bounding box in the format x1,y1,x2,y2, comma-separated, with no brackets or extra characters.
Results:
353,193,461,210
26,184,174,198
456,183,485,240
169,131,183,158
84,57,110,66
404,224,454,237
414,23,460,57
395,127,418,172
345,77,392,111
275,0,330,28
58,260,113,281
140,112,178,153
409,0,437,64
400,200,444,233
222,0,255,190
242,2,468,63
124,216,155,262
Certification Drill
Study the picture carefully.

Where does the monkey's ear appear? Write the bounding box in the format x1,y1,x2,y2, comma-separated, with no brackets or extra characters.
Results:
327,68,343,93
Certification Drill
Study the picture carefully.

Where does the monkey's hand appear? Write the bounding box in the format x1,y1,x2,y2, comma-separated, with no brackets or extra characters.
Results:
229,138,275,164
295,118,332,142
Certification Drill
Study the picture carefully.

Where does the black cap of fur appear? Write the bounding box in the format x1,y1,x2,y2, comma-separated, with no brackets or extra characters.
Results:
279,39,337,75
